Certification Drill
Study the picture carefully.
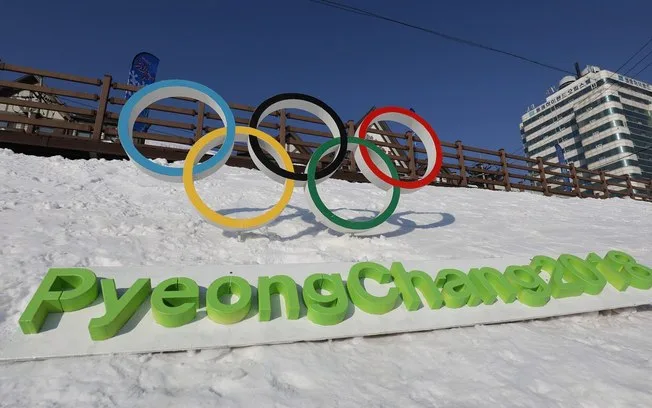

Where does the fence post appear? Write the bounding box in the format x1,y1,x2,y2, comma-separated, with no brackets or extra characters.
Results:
278,109,287,148
537,157,550,196
456,140,467,187
347,120,357,173
25,112,34,134
194,102,205,142
407,131,416,179
569,163,581,197
625,174,634,198
498,149,511,192
600,171,610,199
92,74,112,142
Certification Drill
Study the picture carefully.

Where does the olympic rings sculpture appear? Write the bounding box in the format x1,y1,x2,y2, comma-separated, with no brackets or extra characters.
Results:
117,80,443,234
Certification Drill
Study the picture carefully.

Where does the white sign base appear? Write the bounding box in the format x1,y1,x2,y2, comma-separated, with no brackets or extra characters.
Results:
2,254,651,362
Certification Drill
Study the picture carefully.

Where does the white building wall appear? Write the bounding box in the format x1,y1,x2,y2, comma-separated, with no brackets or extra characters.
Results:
520,65,652,178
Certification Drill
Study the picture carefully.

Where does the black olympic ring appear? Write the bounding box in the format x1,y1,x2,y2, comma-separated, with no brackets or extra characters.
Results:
248,93,348,182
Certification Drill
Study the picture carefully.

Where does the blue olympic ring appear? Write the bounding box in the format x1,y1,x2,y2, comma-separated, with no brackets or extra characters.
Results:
117,79,236,180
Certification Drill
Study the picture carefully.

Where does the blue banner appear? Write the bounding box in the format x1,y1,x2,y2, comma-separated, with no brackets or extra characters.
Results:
554,143,572,192
125,52,160,133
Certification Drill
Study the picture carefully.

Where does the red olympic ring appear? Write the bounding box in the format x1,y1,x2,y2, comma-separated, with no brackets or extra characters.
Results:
356,106,443,189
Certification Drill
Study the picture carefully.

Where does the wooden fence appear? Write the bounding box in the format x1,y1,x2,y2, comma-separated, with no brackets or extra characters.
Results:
0,62,651,202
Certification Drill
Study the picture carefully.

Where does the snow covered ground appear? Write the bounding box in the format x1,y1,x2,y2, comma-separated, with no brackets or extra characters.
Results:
0,147,651,407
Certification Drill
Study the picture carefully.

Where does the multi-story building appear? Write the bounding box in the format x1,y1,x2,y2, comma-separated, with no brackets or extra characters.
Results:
519,65,652,182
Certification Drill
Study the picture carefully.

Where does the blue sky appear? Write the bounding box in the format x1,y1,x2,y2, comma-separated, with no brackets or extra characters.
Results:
2,0,652,154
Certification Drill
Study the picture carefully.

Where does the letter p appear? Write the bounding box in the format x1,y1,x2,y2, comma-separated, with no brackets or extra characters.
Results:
19,268,98,334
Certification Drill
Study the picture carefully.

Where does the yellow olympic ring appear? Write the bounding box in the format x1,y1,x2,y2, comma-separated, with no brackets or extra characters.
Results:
183,126,295,231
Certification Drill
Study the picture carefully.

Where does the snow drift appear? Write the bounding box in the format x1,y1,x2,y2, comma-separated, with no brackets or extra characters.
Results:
0,148,651,407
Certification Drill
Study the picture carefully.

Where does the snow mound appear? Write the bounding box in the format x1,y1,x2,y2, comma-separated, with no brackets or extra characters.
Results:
1,148,651,407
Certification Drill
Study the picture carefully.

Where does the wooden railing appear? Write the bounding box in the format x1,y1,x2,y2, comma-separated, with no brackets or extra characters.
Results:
0,62,651,202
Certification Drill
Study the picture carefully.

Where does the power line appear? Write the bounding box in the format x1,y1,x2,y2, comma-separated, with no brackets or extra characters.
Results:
632,59,652,78
623,46,652,76
614,36,652,73
523,35,652,137
563,49,652,171
305,0,574,75
528,34,652,120
567,35,652,112
306,0,370,17
545,35,652,139
307,1,652,174
520,35,652,179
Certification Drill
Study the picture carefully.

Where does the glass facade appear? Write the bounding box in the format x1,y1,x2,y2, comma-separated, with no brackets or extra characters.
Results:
620,103,652,178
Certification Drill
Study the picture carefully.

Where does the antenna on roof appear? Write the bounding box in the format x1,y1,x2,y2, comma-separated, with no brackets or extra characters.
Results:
574,62,581,79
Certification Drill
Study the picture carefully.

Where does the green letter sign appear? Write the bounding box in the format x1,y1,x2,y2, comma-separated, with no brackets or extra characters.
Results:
15,250,652,342
88,278,151,341
151,277,199,327
19,268,98,334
